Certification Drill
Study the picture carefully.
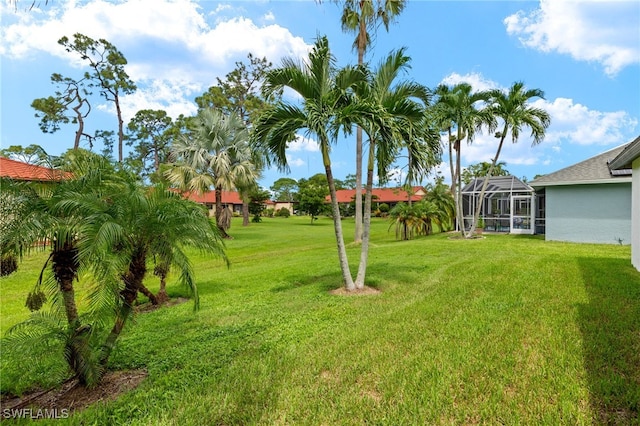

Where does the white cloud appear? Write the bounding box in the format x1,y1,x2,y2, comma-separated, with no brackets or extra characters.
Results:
440,72,500,92
285,155,306,168
504,0,640,76
263,11,275,22
288,134,319,152
438,72,638,169
534,97,638,146
0,0,312,122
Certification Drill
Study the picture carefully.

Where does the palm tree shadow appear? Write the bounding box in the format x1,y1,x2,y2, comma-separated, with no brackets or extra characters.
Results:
577,257,640,423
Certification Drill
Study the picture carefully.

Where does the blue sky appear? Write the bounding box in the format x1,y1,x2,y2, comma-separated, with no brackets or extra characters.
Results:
1,0,639,188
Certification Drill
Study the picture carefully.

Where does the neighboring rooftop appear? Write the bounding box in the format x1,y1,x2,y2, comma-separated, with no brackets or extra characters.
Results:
0,157,72,182
182,190,244,205
529,143,632,187
462,175,533,193
327,187,425,204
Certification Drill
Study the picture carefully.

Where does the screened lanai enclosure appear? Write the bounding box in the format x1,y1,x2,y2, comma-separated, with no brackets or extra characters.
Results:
460,175,543,235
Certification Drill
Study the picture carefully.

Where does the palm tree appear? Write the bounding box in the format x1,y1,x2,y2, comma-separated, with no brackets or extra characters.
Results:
2,150,123,385
337,0,407,244
433,83,494,237
388,202,418,240
166,109,258,239
424,177,456,231
254,36,376,291
354,48,439,287
468,81,551,235
93,181,229,366
414,200,446,236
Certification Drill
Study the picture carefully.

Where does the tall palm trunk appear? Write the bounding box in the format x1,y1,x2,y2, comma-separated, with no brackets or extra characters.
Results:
468,123,509,236
323,147,355,290
355,140,376,288
453,134,466,237
354,17,367,244
447,127,456,196
101,248,146,366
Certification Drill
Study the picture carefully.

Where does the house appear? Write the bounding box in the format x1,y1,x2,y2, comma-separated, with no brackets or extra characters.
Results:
327,186,426,210
461,175,537,234
183,190,244,217
0,157,72,182
529,141,635,245
271,200,296,215
608,136,640,271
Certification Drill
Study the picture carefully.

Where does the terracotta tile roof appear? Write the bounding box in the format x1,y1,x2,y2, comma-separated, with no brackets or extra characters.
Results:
0,157,72,182
182,190,244,204
327,186,426,203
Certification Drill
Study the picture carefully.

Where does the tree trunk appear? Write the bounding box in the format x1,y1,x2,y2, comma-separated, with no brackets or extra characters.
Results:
453,134,466,237
468,124,509,237
354,126,363,243
156,271,169,304
101,249,146,366
242,200,249,227
52,242,80,328
323,149,355,291
448,127,456,195
214,186,231,239
355,141,375,289
354,23,366,244
138,282,159,305
115,94,124,163
72,91,84,151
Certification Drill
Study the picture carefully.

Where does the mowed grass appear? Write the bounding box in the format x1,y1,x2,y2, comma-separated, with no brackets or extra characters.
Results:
1,216,639,425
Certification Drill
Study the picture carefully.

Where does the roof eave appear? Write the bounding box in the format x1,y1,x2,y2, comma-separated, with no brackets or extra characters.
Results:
530,177,632,188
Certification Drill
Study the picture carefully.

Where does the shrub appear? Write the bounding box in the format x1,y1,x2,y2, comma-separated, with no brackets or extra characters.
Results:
265,208,275,218
276,207,291,218
378,203,390,213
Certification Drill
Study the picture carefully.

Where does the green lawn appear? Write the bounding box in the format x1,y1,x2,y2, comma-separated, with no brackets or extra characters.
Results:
1,216,639,425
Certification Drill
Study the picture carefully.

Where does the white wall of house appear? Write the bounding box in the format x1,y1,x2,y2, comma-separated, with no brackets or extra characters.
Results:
632,158,640,270
545,183,632,244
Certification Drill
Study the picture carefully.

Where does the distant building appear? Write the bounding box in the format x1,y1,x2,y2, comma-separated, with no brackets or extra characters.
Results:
326,186,426,209
182,190,244,217
0,157,72,182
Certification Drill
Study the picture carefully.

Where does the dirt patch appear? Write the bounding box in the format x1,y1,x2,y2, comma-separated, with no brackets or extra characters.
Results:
330,285,381,296
135,296,190,313
1,369,147,419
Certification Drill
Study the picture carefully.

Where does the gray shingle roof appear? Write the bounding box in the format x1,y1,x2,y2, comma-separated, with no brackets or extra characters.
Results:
529,143,633,188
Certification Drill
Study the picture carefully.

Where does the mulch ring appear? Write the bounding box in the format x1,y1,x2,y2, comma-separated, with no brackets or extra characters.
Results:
1,369,147,420
330,285,381,296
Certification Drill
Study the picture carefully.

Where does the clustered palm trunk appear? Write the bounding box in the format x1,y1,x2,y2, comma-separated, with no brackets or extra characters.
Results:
101,247,146,365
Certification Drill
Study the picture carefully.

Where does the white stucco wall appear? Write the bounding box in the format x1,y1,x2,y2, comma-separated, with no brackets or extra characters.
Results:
545,183,632,244
632,158,640,270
